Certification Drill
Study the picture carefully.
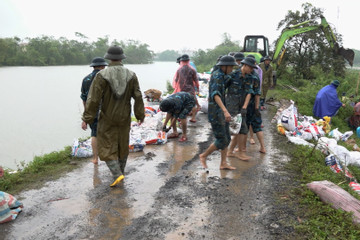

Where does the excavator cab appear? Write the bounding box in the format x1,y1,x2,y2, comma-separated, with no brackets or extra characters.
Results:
243,35,270,63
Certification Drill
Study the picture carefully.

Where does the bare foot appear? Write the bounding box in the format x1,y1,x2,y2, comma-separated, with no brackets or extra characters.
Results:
234,153,251,161
259,148,266,154
234,147,239,152
227,151,236,157
249,138,255,144
199,154,208,169
220,164,236,170
92,159,98,164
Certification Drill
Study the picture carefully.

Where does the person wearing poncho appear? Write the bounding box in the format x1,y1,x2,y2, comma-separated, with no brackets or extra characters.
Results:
313,80,345,119
172,54,200,122
82,46,145,187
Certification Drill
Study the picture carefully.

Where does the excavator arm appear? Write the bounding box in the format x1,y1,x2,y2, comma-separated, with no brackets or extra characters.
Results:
273,15,354,67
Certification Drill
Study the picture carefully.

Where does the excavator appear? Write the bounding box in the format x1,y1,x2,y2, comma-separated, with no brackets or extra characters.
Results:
242,15,355,68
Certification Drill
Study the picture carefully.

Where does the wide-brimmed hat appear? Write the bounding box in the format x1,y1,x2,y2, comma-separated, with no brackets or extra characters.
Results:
263,55,272,61
180,54,190,61
90,57,108,67
216,55,238,66
159,98,174,112
241,56,258,68
104,45,126,60
331,80,340,87
234,52,245,61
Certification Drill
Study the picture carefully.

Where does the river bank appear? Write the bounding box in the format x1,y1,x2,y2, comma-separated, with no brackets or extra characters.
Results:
1,107,300,239
2,98,360,239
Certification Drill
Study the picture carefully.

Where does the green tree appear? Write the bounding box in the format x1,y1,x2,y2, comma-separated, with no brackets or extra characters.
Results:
155,50,179,61
118,40,154,64
0,35,155,66
276,3,346,79
192,33,241,72
0,37,22,66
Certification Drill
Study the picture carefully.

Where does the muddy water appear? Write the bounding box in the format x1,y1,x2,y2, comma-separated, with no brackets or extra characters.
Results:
0,62,178,170
1,107,293,239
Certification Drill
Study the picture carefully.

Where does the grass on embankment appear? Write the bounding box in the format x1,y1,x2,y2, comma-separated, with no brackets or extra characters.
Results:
268,67,360,239
0,146,89,195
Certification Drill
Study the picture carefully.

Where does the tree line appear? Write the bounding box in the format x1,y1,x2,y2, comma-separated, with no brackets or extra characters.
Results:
0,33,155,66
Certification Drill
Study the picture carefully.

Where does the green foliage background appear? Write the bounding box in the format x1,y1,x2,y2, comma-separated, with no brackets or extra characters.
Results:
0,34,155,66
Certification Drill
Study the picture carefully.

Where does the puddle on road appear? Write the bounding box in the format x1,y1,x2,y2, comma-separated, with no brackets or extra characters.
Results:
2,111,284,239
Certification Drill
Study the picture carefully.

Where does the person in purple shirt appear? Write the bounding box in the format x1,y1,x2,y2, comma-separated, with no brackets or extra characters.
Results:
313,80,345,119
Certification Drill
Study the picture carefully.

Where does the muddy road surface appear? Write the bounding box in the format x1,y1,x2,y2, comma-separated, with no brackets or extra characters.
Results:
1,106,296,240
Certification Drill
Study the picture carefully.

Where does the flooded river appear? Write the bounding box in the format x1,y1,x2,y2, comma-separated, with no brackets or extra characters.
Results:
0,62,178,169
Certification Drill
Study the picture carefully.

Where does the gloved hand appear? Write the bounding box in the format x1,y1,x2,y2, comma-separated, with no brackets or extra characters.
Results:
255,109,261,117
240,108,247,117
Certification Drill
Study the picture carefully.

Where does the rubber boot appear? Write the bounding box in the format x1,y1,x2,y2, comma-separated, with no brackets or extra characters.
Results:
119,156,128,175
105,160,124,187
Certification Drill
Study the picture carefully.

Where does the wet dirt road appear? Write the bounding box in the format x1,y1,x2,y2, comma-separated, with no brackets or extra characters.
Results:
1,107,295,240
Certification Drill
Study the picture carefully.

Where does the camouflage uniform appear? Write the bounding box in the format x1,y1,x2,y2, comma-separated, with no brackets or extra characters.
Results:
246,72,262,133
164,92,196,119
259,62,273,105
225,69,254,134
208,69,231,150
81,69,101,137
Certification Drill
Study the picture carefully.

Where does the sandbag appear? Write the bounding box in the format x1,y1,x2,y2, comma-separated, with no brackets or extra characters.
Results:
144,89,162,100
71,138,93,158
280,100,298,131
0,191,23,224
307,180,360,224
229,114,242,135
198,98,208,114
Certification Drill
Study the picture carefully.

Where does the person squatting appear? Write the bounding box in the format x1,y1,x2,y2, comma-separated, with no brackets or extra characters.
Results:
82,50,267,187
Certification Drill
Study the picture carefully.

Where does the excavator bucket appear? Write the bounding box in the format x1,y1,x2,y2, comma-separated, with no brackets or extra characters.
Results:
337,47,355,67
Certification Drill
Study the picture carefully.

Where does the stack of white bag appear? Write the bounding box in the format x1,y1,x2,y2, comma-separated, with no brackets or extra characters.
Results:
274,100,360,170
278,100,326,142
317,130,360,168
129,106,167,152
198,82,209,114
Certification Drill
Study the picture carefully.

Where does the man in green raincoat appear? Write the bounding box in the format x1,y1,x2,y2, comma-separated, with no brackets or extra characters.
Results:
82,45,145,187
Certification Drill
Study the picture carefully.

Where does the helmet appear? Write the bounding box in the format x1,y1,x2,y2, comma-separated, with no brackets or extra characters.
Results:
104,45,126,60
216,55,238,66
263,55,272,61
180,54,190,61
241,56,258,69
234,52,245,61
331,80,340,87
90,57,108,67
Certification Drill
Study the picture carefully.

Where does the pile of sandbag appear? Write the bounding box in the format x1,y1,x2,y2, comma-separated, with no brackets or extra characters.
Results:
129,105,167,152
144,89,162,103
273,100,360,169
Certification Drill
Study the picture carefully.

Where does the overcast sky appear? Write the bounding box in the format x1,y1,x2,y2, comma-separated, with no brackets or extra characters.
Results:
1,0,359,52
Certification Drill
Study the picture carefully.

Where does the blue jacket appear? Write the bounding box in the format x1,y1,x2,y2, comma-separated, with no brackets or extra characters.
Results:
313,84,342,118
